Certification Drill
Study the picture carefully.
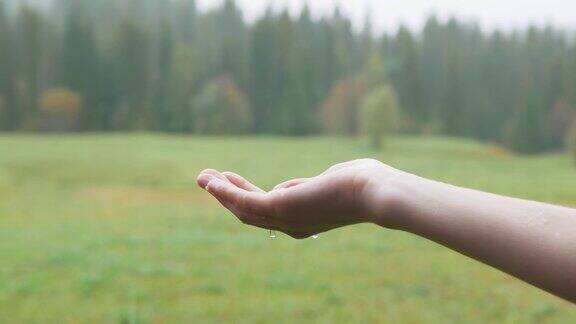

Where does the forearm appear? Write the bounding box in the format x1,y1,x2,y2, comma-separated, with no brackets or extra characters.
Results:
378,174,576,302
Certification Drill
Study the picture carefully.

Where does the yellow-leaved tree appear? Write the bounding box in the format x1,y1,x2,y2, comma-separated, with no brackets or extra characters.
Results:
38,87,82,132
361,85,400,149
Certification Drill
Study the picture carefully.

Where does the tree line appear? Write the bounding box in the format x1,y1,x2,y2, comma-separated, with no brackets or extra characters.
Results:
0,0,576,154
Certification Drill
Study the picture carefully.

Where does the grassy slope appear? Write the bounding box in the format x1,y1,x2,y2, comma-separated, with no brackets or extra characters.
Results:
0,134,575,323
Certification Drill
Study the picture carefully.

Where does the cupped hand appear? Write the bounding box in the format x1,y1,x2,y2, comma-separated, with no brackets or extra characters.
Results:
197,159,407,239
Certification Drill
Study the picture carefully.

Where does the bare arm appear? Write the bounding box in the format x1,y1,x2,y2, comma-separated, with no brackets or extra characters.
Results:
197,159,576,302
383,172,576,302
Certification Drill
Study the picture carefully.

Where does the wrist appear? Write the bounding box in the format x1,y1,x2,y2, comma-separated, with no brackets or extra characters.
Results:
364,170,423,231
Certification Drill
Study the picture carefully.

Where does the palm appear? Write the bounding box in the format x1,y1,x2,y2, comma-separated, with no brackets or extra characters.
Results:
197,159,392,239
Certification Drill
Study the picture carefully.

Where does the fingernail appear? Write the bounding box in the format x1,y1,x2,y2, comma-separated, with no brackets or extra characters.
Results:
197,174,213,189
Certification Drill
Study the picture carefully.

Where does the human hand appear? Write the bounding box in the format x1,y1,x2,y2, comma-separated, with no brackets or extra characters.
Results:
197,159,408,239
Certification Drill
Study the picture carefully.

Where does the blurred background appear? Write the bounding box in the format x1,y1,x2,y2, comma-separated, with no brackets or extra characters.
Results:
1,0,576,322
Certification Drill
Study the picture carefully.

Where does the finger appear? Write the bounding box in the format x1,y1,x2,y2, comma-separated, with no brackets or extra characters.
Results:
206,184,282,230
197,173,214,189
201,173,282,230
273,178,311,190
206,178,272,215
235,211,283,231
199,169,230,182
203,180,263,222
222,172,265,193
198,169,232,189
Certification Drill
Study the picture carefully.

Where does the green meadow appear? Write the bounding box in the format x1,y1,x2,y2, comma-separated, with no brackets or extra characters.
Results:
0,134,575,323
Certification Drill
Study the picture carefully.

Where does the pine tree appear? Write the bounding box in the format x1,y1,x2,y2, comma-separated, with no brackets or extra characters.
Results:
506,102,547,154
274,11,313,135
218,0,247,86
60,3,102,130
360,10,374,68
160,43,199,133
112,20,152,129
249,10,278,133
297,5,323,130
175,0,197,43
420,15,447,132
15,5,45,129
392,26,425,129
505,60,549,154
152,16,174,131
443,47,464,135
0,1,17,130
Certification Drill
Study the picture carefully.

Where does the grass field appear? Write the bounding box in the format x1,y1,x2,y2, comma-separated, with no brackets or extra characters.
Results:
0,134,575,323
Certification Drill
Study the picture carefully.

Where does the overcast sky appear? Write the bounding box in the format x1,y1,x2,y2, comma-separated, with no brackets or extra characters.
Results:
198,0,576,33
